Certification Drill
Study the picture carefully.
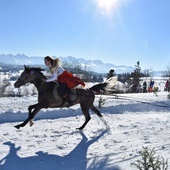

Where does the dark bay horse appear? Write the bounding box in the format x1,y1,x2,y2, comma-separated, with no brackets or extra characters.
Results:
14,66,117,130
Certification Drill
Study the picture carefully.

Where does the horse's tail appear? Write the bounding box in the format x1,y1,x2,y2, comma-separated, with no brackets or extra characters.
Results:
105,76,118,89
90,76,117,94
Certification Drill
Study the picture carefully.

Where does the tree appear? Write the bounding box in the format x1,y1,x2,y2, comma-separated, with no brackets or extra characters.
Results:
131,61,141,85
117,72,131,84
162,65,170,77
142,69,150,77
131,147,168,170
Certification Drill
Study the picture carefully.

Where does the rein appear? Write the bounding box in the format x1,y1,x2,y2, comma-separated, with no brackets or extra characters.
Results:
106,94,170,109
70,90,170,109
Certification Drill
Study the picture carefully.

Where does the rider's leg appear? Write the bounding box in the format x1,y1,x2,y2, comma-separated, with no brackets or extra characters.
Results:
58,82,72,106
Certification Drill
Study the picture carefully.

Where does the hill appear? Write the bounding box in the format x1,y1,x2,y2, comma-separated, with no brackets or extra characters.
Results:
0,54,134,74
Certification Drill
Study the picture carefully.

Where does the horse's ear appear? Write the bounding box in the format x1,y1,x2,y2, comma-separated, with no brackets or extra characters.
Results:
24,65,30,72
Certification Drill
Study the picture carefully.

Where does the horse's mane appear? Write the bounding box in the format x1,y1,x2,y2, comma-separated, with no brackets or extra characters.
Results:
29,67,44,71
25,66,46,78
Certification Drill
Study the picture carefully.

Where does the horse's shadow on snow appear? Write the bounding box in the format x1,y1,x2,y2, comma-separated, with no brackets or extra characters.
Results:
0,130,120,170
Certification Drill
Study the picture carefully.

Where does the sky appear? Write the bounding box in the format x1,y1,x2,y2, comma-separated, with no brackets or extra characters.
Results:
0,0,170,71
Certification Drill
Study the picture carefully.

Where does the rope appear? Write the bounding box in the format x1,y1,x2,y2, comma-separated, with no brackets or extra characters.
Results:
70,89,170,109
106,94,170,109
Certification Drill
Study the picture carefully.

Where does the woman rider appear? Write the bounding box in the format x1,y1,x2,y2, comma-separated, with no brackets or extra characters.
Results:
42,56,85,105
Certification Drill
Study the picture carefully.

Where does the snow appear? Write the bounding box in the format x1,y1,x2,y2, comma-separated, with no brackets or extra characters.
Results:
0,91,170,170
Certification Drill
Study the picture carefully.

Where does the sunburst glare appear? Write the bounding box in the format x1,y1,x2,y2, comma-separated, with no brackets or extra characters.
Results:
94,0,120,16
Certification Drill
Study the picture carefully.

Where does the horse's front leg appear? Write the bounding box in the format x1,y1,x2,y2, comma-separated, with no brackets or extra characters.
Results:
14,102,47,129
28,104,37,127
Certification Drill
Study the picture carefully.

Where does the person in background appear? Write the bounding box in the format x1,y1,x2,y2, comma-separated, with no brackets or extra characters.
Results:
136,84,141,93
165,79,170,92
148,80,154,92
107,69,115,79
42,56,85,105
143,81,147,93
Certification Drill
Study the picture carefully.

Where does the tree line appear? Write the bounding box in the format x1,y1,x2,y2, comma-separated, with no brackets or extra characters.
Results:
0,60,170,96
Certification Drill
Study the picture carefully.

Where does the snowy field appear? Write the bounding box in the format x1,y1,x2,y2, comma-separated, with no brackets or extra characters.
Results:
0,91,170,170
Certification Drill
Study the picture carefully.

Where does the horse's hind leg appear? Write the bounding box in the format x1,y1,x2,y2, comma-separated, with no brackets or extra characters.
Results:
90,104,102,117
77,104,91,130
90,104,109,129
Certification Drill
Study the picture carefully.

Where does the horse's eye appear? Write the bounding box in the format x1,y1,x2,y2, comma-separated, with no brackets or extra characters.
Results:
30,71,34,75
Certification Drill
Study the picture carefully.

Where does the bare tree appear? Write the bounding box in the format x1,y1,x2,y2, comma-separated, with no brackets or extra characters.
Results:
142,69,153,77
0,82,10,97
162,65,170,77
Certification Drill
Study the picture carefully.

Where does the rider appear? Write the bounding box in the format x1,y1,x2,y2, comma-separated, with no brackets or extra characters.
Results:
42,56,85,105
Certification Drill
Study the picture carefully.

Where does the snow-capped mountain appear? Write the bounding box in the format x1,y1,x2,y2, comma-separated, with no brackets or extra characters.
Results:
0,54,134,74
0,54,42,65
60,56,134,74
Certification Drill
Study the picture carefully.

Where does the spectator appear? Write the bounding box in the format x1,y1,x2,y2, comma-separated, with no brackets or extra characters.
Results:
143,81,147,93
165,79,170,92
148,80,154,92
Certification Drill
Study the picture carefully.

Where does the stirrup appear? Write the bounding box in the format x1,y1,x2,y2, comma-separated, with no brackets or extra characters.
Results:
63,95,73,107
60,99,71,107
65,101,71,107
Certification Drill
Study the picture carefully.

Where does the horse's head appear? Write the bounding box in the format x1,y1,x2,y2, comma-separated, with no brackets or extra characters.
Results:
14,65,45,88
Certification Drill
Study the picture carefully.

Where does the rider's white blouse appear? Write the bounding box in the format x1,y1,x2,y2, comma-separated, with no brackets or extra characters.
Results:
45,66,65,82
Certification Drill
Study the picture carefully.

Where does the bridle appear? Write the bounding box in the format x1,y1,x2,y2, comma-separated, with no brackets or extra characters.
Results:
17,71,35,86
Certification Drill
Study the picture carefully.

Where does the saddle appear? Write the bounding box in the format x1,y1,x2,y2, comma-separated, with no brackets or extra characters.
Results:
53,82,77,107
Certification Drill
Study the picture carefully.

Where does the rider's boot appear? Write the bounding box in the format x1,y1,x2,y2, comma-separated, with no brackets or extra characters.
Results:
63,94,73,107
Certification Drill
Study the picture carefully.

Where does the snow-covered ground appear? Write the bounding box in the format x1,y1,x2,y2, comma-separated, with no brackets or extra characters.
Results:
0,91,170,170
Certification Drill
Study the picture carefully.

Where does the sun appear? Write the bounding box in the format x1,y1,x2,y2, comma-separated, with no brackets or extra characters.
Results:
95,0,119,15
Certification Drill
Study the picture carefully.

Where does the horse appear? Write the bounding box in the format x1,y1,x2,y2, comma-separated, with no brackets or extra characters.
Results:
14,65,117,130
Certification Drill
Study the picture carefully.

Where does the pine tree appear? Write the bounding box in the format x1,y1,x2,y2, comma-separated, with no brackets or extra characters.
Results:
131,61,141,85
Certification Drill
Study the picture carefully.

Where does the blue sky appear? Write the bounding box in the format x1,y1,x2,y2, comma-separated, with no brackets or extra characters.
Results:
0,0,170,71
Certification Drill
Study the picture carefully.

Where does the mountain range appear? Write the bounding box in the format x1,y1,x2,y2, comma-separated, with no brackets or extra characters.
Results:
0,54,134,74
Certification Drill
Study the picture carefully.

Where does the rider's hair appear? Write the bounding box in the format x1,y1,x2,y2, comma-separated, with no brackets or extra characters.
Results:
44,56,53,62
44,56,61,68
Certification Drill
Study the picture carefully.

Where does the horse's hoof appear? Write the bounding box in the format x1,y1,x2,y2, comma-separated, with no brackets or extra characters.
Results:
29,120,34,127
14,125,20,129
76,127,83,131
